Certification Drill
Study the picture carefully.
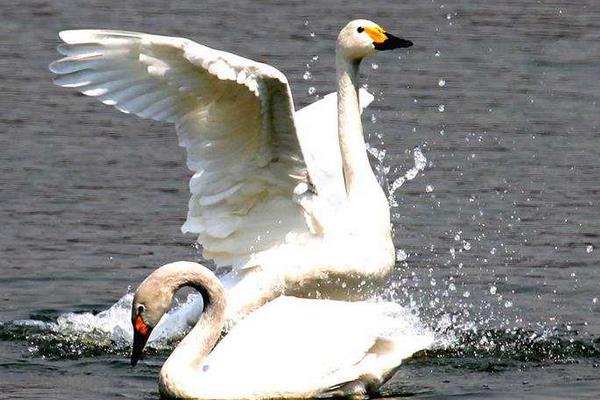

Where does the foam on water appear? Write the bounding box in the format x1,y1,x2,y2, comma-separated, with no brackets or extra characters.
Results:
72,293,202,343
3,292,597,364
10,291,205,353
2,292,443,361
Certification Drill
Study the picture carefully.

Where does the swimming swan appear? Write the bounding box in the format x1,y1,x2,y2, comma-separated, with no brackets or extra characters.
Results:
49,20,413,323
131,261,433,399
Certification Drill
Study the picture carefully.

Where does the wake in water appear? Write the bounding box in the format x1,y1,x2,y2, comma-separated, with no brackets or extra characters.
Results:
1,292,440,360
2,304,597,364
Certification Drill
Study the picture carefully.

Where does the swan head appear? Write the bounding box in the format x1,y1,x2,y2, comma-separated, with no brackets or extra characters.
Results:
130,272,174,366
337,19,413,61
129,261,225,366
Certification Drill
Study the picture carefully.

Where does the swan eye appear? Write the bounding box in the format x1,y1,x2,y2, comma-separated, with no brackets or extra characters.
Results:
137,305,145,314
357,27,364,33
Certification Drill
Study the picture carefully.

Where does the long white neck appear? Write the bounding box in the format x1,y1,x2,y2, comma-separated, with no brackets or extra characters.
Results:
335,52,393,244
157,264,226,398
336,53,379,198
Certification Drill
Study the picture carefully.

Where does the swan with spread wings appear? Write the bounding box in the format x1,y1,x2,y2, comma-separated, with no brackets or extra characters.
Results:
49,19,413,324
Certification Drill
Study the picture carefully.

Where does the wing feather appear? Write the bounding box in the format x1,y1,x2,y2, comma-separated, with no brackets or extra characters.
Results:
50,29,309,269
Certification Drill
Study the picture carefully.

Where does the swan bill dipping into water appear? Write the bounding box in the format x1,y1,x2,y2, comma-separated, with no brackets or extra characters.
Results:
49,20,414,326
131,261,434,399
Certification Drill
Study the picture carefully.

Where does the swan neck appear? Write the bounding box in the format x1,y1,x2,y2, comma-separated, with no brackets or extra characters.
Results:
336,54,377,196
159,265,226,395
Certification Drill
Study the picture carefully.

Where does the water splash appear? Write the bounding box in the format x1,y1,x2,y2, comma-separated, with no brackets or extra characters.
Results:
425,327,600,365
2,291,205,359
388,147,427,207
3,269,597,366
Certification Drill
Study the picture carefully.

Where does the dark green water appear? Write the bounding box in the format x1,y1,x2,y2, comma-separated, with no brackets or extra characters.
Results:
1,0,599,398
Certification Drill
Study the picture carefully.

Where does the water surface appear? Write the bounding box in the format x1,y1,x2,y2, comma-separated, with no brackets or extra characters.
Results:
1,0,599,399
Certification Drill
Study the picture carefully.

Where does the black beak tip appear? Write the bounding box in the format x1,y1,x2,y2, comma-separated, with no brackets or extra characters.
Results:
131,329,150,368
375,34,413,51
130,342,146,367
130,345,143,367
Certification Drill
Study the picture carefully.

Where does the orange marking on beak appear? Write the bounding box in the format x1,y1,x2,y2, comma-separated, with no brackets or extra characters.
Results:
364,26,388,44
134,315,150,337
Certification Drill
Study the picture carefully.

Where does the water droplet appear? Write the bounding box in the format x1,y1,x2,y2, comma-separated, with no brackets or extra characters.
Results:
490,247,497,255
303,71,312,80
446,13,452,20
435,50,441,57
586,245,593,253
463,241,471,251
438,79,446,87
438,104,445,112
593,297,598,304
490,286,497,295
504,300,513,308
309,32,315,38
311,55,319,61
463,291,470,298
370,113,377,123
308,86,316,95
426,184,434,193
371,63,379,70
449,283,456,292
430,278,437,287
396,250,407,261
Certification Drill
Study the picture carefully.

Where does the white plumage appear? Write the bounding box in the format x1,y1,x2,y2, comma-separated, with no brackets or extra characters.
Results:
50,19,411,324
51,29,307,268
196,296,433,399
131,261,433,399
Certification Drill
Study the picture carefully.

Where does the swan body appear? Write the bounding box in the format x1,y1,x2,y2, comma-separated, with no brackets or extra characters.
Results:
131,261,434,399
49,20,413,324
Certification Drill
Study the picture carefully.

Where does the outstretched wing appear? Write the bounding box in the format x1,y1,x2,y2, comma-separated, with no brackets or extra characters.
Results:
50,30,310,268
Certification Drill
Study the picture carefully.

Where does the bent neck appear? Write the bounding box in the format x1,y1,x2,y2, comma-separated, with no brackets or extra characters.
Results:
157,263,226,396
336,53,378,198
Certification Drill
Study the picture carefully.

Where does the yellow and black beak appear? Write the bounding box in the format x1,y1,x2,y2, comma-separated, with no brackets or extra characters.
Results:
131,314,152,367
365,26,413,51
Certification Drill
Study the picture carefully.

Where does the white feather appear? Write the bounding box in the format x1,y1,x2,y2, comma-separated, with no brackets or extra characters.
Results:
200,297,433,398
49,24,395,325
51,29,305,270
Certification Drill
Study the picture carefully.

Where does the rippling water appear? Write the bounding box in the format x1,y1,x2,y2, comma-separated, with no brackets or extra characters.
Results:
1,0,599,398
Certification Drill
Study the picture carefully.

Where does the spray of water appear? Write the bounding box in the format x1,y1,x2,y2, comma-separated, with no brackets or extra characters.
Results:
2,292,205,358
388,147,427,207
